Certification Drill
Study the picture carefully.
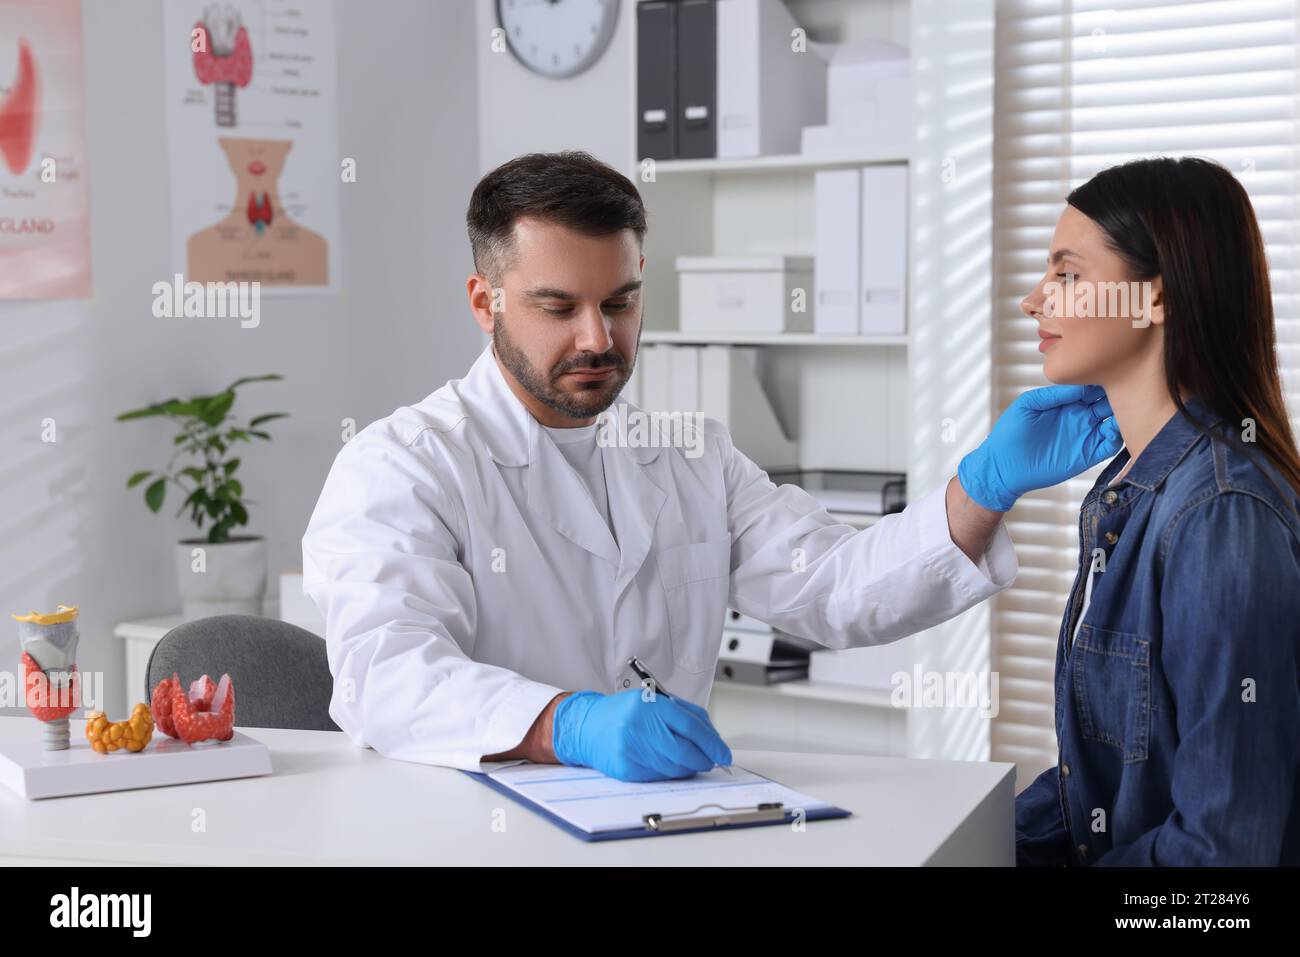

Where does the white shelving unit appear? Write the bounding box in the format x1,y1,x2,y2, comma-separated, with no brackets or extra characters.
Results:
641,330,908,347
477,0,933,760
650,149,909,176
635,117,914,757
636,145,912,473
708,676,908,758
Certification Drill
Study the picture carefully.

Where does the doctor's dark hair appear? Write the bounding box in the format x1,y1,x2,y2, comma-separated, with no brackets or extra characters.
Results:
1067,156,1300,502
466,150,647,283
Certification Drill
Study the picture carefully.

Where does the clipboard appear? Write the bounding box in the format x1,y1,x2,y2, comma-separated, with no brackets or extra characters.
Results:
462,765,851,842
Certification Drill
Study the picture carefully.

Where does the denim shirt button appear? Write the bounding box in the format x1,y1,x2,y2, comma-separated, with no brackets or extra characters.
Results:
1061,763,1070,777
1104,530,1119,545
1102,490,1118,504
1077,844,1090,859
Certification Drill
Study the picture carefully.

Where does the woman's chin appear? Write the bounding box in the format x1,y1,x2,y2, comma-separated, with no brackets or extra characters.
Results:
1041,350,1092,386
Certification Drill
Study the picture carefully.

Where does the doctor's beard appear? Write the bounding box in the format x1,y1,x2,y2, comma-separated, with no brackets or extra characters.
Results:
492,310,629,420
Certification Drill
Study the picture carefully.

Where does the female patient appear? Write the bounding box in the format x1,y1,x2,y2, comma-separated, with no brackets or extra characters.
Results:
1013,157,1300,865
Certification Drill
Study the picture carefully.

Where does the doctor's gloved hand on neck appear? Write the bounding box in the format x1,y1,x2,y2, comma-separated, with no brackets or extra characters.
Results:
551,687,733,782
957,384,1121,513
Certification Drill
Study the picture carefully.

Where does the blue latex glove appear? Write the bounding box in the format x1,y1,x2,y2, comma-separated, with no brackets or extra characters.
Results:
552,688,733,782
957,384,1121,513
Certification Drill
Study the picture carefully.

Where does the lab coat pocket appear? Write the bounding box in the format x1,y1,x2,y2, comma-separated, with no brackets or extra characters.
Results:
1072,624,1151,764
657,537,731,674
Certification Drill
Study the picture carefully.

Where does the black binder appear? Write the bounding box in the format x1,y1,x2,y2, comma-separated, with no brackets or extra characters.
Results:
674,0,716,159
636,1,677,161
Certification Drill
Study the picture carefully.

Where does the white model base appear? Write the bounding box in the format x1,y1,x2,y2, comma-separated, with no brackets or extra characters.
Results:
0,719,272,800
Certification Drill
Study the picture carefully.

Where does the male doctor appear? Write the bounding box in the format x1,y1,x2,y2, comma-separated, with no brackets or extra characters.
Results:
302,151,1119,782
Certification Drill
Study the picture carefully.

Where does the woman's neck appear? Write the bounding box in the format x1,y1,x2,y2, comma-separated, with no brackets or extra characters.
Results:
1101,366,1190,477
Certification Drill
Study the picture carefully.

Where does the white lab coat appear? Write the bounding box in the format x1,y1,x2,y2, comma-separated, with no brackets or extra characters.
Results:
302,343,1019,771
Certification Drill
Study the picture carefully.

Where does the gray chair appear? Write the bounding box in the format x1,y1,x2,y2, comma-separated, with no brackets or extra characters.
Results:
145,614,340,732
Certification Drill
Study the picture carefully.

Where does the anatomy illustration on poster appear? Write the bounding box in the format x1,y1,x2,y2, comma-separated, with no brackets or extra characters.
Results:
0,0,91,299
165,1,339,293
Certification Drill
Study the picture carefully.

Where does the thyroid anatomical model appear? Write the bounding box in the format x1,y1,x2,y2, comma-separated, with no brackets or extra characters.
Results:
152,673,236,744
85,704,155,754
12,605,82,750
192,4,253,127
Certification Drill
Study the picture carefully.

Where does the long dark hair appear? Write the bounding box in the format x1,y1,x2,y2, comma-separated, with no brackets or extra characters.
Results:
1067,156,1300,505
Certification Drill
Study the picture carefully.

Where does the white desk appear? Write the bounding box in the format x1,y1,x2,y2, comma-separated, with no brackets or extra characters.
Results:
0,717,1013,866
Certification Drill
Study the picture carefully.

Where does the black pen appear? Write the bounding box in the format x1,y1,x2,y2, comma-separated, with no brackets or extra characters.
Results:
627,656,733,776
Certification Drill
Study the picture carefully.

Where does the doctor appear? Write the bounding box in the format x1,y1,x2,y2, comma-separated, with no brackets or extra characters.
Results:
302,151,1120,782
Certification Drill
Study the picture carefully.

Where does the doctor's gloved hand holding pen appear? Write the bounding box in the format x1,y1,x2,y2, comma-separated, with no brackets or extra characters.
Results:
551,687,734,783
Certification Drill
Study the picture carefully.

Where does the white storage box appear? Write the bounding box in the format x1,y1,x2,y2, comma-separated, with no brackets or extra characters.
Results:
802,41,912,157
717,0,826,158
830,61,910,134
860,165,908,335
677,255,814,334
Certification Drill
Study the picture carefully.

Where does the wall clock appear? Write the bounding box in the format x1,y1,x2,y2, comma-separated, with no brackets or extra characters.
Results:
495,0,620,78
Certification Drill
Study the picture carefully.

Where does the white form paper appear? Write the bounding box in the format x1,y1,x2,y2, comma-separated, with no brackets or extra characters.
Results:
485,763,835,835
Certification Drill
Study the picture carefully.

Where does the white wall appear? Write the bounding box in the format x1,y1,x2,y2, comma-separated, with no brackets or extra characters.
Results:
475,0,637,176
0,0,482,717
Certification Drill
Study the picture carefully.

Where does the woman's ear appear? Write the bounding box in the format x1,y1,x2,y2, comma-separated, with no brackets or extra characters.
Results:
1146,276,1165,326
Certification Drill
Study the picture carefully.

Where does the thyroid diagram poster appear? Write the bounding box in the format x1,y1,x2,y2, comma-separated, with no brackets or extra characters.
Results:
164,0,340,294
0,0,91,299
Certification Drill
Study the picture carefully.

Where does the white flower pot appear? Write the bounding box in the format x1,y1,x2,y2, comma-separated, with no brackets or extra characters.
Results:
175,536,267,621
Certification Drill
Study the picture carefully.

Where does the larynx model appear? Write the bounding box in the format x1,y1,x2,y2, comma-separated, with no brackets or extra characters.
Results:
12,604,82,750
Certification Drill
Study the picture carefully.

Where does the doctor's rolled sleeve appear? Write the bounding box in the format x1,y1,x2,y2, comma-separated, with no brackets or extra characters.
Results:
720,426,1019,647
302,427,564,772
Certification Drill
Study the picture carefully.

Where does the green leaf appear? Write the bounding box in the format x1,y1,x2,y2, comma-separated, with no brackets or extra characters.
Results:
176,487,204,519
173,433,188,445
224,458,240,476
198,392,235,426
225,429,248,442
181,466,207,483
230,501,249,525
159,399,203,417
248,412,289,428
214,478,243,501
144,478,166,513
126,470,152,489
225,374,284,391
116,405,169,421
248,430,272,440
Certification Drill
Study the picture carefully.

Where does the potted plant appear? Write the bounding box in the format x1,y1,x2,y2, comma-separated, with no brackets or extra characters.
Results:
117,375,288,621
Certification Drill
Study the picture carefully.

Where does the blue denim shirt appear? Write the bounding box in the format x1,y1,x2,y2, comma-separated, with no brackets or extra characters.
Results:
1015,394,1300,865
